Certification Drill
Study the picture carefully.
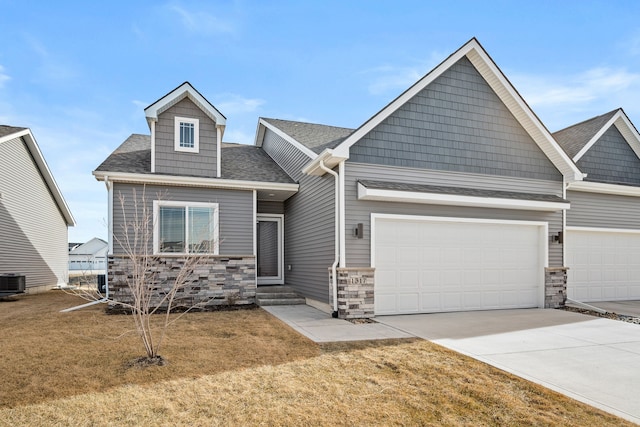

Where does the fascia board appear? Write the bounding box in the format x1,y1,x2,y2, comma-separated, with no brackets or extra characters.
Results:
144,82,226,126
567,180,640,197
92,170,299,192
259,118,317,159
573,111,621,162
1,129,76,226
614,113,640,160
358,182,569,212
254,120,266,147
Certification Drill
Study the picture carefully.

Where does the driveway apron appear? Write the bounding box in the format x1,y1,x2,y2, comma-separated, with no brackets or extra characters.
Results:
376,308,640,424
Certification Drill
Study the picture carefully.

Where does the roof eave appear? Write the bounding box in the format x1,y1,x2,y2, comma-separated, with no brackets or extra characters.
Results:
92,170,299,192
301,149,348,176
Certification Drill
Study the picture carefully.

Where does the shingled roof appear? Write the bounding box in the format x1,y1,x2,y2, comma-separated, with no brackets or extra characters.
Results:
95,134,295,184
0,125,26,139
261,118,354,154
553,109,619,158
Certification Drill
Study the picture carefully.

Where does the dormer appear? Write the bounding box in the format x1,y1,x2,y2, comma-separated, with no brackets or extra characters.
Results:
144,82,226,178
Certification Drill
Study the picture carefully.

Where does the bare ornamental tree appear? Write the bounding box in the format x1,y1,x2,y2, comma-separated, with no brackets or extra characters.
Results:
63,187,217,366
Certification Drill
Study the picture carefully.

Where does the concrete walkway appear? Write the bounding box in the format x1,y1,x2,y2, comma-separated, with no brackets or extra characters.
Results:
262,305,413,342
585,300,640,317
377,309,640,424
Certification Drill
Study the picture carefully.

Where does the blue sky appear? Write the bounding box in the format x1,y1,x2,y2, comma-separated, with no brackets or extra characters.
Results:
2,1,640,243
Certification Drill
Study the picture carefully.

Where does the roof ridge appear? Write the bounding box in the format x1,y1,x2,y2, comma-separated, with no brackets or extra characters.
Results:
262,117,355,131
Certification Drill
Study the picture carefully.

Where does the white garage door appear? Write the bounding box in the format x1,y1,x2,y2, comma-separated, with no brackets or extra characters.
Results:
373,215,545,315
566,229,640,302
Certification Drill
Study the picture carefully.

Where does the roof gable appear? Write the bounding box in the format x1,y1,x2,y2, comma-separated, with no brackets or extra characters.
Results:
144,82,226,129
0,127,75,226
348,56,563,181
70,237,108,255
328,38,582,181
576,124,640,186
554,109,640,163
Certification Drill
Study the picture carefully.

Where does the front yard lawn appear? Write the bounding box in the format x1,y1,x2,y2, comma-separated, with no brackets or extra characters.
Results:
0,292,632,426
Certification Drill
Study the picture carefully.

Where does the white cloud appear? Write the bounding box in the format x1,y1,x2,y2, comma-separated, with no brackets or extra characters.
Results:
0,65,10,89
216,94,265,114
514,67,640,107
168,4,235,35
361,51,445,96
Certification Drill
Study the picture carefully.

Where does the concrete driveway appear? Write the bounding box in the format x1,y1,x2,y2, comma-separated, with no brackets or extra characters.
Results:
376,308,640,424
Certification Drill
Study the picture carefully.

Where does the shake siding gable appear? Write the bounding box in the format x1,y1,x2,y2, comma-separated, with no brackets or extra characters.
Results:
155,97,217,177
577,126,640,186
0,136,68,290
261,129,335,303
111,183,253,255
349,57,562,181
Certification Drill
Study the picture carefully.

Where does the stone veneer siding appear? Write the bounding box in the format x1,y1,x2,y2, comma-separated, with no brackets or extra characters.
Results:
329,267,375,319
107,255,256,310
544,267,568,308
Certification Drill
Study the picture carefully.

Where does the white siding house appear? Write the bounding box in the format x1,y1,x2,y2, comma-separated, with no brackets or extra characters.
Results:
0,126,75,292
69,237,108,272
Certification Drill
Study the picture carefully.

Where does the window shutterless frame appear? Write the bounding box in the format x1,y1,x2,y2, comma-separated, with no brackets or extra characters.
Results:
174,116,199,153
153,200,219,255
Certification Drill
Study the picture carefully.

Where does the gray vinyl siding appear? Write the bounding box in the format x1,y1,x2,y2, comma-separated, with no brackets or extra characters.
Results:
577,126,640,186
345,162,565,267
566,190,640,229
155,97,218,177
261,128,311,181
0,136,68,290
350,57,562,181
262,129,335,303
111,183,253,255
257,200,284,214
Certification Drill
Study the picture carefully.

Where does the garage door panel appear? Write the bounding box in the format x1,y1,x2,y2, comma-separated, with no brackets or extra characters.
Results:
567,229,640,302
375,217,543,315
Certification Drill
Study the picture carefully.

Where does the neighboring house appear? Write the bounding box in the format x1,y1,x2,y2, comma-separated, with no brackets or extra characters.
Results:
0,126,75,293
97,38,638,318
554,109,640,302
69,237,108,272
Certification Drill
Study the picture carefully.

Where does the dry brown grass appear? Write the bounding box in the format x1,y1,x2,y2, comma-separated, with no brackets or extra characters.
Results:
0,291,633,426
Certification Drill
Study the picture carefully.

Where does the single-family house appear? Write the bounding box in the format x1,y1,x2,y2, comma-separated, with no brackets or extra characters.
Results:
553,109,640,302
97,38,636,318
69,237,108,272
0,126,75,293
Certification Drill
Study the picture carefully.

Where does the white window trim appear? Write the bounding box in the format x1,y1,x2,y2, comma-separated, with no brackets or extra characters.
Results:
174,116,200,153
153,200,219,255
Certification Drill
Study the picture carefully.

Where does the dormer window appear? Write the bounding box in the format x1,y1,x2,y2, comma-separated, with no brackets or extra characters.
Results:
174,116,199,153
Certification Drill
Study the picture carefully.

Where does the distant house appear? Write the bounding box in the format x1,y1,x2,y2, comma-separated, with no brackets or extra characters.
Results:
0,126,75,293
94,38,640,319
69,237,108,272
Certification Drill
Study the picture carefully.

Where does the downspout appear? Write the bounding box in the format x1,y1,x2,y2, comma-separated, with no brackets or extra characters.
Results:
318,160,340,317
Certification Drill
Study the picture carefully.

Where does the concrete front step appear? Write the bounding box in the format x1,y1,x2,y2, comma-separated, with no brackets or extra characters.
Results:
256,285,305,306
257,297,306,306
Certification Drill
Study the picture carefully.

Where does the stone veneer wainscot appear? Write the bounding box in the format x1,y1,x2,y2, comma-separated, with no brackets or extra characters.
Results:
107,255,256,310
